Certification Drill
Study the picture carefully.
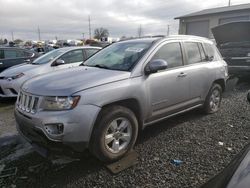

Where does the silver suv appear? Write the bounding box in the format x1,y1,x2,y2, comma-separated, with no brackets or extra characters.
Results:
15,36,228,162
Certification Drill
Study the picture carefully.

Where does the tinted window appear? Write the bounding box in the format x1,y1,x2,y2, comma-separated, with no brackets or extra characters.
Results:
152,42,183,69
4,49,17,59
0,50,4,59
85,49,99,59
203,43,219,61
185,42,202,64
16,50,25,58
60,50,84,64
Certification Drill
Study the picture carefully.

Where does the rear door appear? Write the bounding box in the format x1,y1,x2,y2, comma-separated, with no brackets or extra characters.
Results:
182,42,210,101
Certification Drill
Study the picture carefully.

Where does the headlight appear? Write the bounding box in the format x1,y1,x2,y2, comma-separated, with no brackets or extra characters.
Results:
6,73,25,81
41,96,80,111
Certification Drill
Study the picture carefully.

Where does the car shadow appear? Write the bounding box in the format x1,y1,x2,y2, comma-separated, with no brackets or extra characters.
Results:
0,97,16,108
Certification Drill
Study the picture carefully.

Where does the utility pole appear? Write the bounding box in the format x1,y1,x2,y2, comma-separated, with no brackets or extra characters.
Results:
11,31,14,41
82,33,85,39
138,24,143,38
38,26,41,41
228,0,231,6
88,15,91,39
167,25,170,36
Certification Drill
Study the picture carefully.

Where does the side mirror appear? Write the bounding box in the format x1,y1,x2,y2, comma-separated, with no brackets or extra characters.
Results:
144,59,168,75
53,59,65,66
247,91,250,103
206,55,214,61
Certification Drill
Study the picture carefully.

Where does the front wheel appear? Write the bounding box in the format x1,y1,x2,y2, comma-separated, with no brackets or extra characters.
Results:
203,83,222,114
90,105,138,162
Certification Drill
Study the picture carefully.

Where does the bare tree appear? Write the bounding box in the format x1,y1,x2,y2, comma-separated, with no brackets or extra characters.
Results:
94,27,109,40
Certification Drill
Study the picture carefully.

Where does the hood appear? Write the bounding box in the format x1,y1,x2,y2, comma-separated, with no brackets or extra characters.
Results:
22,66,131,96
212,21,250,46
0,63,39,77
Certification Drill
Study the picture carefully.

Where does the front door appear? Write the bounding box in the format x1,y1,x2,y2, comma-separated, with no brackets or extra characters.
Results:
145,42,190,121
53,49,84,70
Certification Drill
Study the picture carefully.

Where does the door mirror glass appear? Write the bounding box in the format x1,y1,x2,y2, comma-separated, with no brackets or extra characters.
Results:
54,59,65,66
145,59,168,75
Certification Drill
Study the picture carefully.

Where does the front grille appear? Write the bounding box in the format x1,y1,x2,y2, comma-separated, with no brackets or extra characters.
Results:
17,91,39,114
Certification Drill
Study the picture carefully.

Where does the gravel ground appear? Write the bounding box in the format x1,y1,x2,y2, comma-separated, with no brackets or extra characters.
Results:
0,98,16,136
0,81,250,188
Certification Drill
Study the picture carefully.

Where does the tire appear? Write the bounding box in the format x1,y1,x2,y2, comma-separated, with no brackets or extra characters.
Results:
203,83,222,114
89,105,138,162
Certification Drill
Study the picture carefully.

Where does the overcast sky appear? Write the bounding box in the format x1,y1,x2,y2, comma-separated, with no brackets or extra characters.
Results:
0,0,249,41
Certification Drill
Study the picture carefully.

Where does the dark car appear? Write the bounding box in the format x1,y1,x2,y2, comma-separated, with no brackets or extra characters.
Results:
201,92,250,188
201,143,250,188
212,21,250,76
0,47,38,73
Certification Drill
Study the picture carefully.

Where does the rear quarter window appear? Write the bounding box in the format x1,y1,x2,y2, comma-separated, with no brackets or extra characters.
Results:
203,43,221,61
0,50,4,59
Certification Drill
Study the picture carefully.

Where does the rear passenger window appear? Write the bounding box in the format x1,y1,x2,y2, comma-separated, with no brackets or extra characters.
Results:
185,42,202,64
4,49,17,59
152,42,183,69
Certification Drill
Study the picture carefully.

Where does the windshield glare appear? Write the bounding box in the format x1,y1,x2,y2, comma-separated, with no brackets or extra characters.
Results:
84,41,152,71
32,49,67,64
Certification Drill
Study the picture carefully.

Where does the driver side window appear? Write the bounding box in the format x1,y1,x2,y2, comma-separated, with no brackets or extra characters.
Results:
60,50,84,64
151,42,183,69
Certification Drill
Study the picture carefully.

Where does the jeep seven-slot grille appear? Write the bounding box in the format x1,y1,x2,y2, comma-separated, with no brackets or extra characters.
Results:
17,92,39,114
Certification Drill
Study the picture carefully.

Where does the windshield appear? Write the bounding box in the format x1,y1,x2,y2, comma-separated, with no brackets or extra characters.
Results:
84,41,153,71
31,48,68,64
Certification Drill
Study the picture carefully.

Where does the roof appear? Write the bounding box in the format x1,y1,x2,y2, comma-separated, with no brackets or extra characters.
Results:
175,3,250,19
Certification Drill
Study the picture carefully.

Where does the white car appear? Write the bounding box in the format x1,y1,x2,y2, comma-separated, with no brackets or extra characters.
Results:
0,46,101,97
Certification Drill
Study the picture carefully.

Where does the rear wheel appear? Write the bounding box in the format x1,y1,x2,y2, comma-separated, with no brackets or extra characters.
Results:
203,83,222,114
90,105,138,162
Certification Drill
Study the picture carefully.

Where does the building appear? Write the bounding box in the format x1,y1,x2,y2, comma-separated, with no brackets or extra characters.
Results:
175,3,250,38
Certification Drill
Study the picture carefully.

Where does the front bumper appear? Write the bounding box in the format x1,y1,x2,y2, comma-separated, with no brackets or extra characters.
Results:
15,104,101,153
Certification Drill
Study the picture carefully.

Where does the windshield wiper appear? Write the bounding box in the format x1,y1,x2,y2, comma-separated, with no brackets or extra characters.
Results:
88,64,110,69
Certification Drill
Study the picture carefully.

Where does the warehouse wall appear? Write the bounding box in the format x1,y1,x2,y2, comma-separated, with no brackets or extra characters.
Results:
178,9,250,38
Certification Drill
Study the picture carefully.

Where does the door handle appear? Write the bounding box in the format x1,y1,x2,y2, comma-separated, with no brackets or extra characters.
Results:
178,72,187,77
24,59,31,62
0,62,3,65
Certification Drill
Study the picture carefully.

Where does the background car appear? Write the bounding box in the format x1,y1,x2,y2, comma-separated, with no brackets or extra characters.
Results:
0,46,101,98
212,21,250,77
0,47,38,73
